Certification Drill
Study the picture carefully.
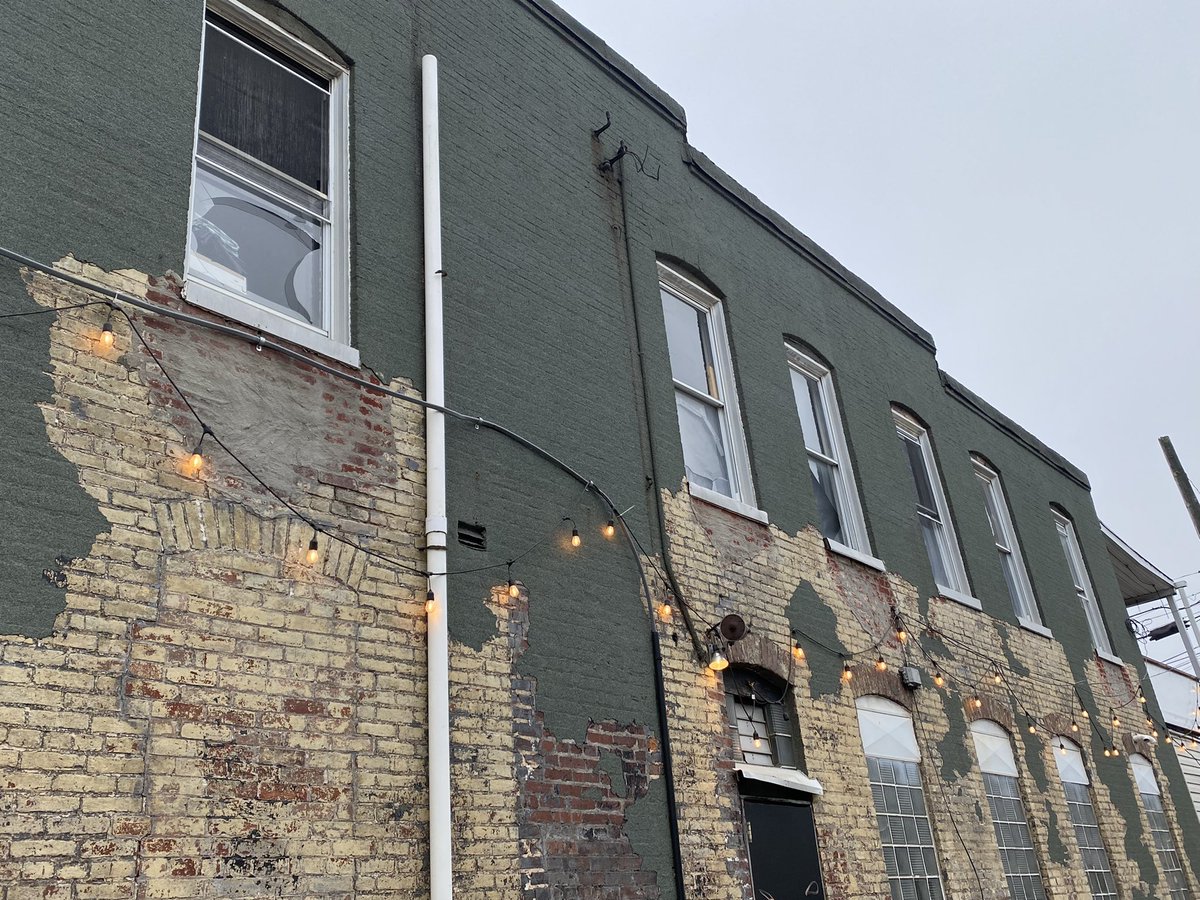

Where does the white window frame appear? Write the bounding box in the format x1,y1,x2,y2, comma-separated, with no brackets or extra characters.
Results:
970,720,1049,900
185,0,356,367
787,345,874,561
658,263,762,523
973,458,1042,629
856,696,947,900
893,410,973,605
1130,754,1191,900
1054,740,1119,900
1052,511,1114,658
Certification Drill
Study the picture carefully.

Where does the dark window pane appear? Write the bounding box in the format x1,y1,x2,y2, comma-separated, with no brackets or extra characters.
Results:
201,18,329,191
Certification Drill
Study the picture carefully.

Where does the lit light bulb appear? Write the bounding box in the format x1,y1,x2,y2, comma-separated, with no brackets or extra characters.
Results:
658,602,673,622
933,671,945,688
100,320,114,348
708,646,729,672
842,663,853,684
973,696,983,710
1059,742,1067,756
1165,732,1173,745
1112,745,1120,757
571,528,581,548
1028,721,1037,735
306,535,319,565
792,642,805,663
603,519,616,539
993,672,1003,685
425,590,436,614
190,451,203,470
1082,709,1090,720
1112,715,1120,729
1138,693,1147,705
752,729,762,749
508,580,520,599
1071,720,1079,733
875,657,887,673
1104,747,1112,758
896,627,907,643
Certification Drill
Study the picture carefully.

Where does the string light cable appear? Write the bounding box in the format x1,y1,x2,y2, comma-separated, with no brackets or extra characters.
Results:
0,247,666,609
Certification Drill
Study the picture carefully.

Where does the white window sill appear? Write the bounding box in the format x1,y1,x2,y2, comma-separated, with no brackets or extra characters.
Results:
936,585,982,611
1017,618,1054,640
826,539,887,573
184,278,360,368
688,484,769,525
1096,649,1125,667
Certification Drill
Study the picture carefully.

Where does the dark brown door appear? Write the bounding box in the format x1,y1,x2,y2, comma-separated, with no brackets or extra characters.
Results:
744,799,825,900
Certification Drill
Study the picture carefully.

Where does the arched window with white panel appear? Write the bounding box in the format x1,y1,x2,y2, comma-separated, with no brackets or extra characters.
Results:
1054,739,1118,899
856,696,945,900
1130,753,1191,899
969,720,1047,900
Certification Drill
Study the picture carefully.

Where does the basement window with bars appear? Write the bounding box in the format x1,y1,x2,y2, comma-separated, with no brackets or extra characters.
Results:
1055,740,1118,900
186,2,354,364
1130,754,1191,900
724,668,796,768
969,720,1047,900
856,695,946,900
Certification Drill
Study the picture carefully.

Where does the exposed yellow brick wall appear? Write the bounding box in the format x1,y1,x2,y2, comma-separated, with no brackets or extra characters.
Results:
0,261,430,898
657,485,1200,900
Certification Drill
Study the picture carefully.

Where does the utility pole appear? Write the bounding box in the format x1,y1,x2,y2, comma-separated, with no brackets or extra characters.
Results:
1160,436,1200,541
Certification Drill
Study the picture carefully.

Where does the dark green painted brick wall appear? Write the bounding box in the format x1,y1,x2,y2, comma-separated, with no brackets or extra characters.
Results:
1,0,1196,886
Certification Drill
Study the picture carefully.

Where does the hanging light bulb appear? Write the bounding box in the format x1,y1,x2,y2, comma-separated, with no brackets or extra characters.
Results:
190,449,204,470
792,641,805,663
972,695,983,710
993,670,1003,686
1071,720,1079,733
1138,692,1147,705
841,662,853,684
100,320,114,348
1112,744,1121,757
658,601,673,622
933,670,945,688
507,580,520,599
1190,738,1198,750
306,534,319,565
1059,741,1067,756
875,656,887,673
1165,731,1173,746
603,519,616,539
1027,720,1037,735
707,644,729,672
896,625,908,643
1111,714,1120,729
1103,747,1112,758
1081,708,1090,720
751,728,762,749
571,528,581,548
425,590,436,614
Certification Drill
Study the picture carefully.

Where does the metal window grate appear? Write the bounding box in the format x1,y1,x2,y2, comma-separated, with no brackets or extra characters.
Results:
867,756,945,900
1141,792,1191,900
1062,782,1118,899
982,773,1047,900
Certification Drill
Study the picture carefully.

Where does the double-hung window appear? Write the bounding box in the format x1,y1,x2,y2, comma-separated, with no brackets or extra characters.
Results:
1130,754,1191,900
856,696,945,900
186,4,354,364
970,720,1047,900
973,459,1040,628
659,263,756,516
724,668,796,769
1055,740,1118,900
787,345,870,555
1052,511,1113,657
894,410,971,601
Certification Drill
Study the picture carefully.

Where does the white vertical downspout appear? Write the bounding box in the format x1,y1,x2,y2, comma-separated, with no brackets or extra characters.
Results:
423,54,452,900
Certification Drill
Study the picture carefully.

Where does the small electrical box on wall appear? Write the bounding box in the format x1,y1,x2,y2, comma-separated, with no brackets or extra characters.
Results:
900,666,922,691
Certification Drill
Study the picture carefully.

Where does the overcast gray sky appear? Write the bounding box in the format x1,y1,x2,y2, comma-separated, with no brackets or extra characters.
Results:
558,0,1200,669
